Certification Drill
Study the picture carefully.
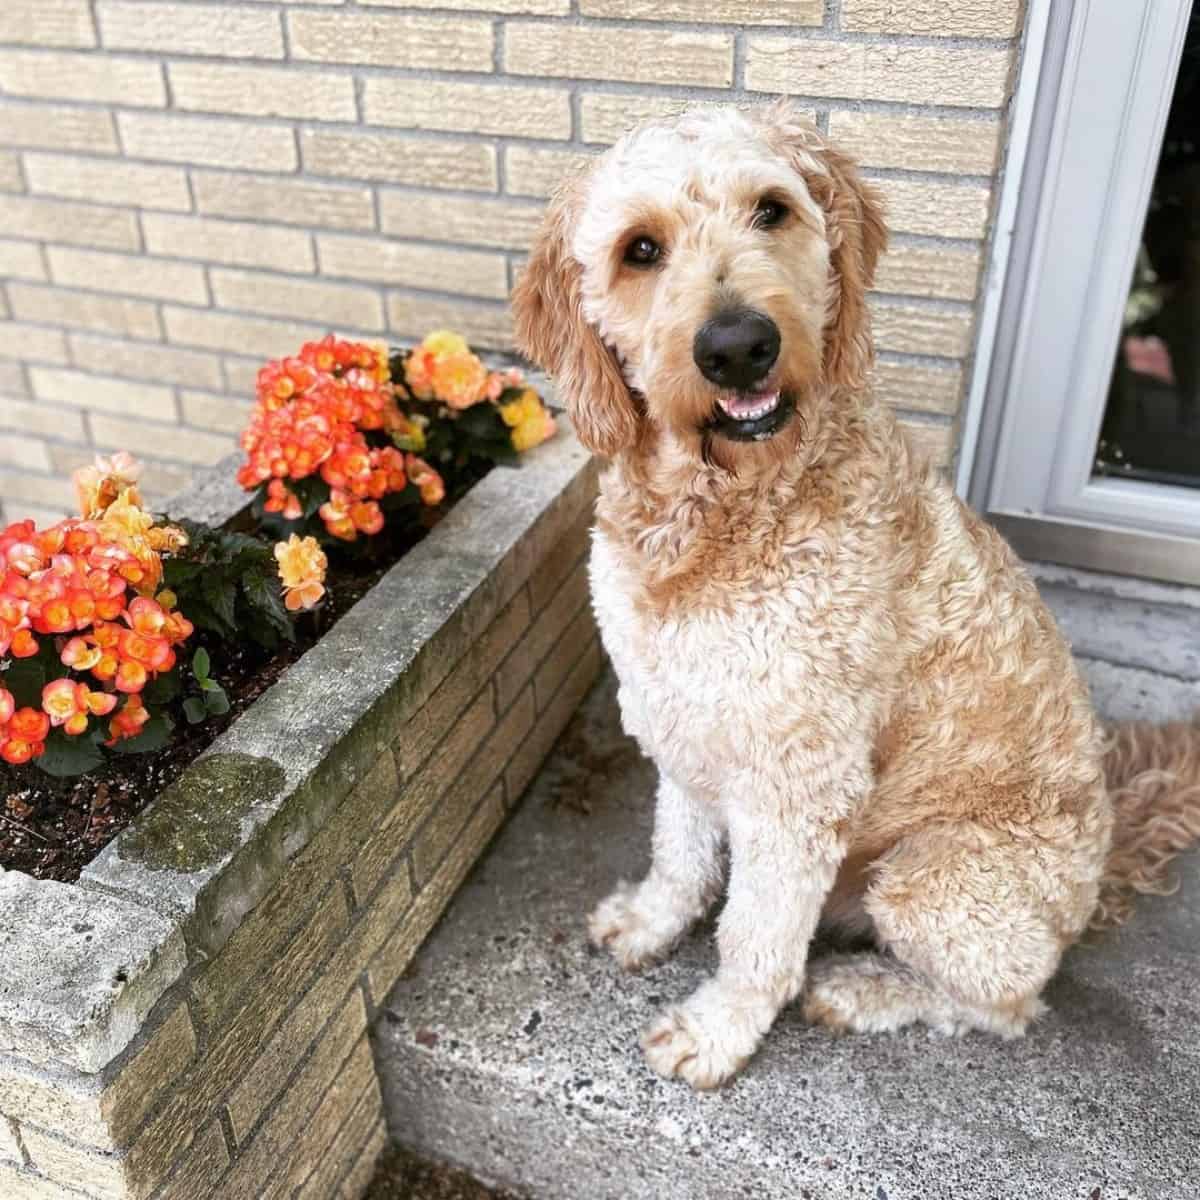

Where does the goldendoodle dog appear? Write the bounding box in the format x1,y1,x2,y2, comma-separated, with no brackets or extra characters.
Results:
512,102,1200,1090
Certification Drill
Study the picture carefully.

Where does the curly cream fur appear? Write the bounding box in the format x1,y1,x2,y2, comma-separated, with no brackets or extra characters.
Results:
512,103,1200,1090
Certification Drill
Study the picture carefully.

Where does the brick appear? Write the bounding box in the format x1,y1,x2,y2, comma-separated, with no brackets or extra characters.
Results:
874,301,974,359
0,101,116,154
143,214,314,274
528,506,592,613
583,0,820,20
0,238,44,281
380,191,543,252
745,39,1012,108
387,293,513,351
123,889,350,1196
24,153,190,211
352,686,495,903
0,50,164,106
337,1124,387,1199
92,414,231,465
364,79,569,140
163,307,327,357
843,0,1022,37
397,587,531,780
366,785,506,1001
505,639,602,803
0,195,139,251
579,94,763,146
875,177,991,240
827,111,1001,176
361,0,565,10
873,243,981,302
133,459,191,502
193,170,374,231
0,359,26,393
120,113,297,172
69,335,224,390
0,323,68,365
0,434,50,471
289,11,492,71
534,607,598,713
154,1120,229,1200
504,145,595,199
292,1079,382,1200
0,1,94,48
0,471,74,509
20,1126,126,1200
496,561,589,710
0,151,22,192
223,356,262,393
221,1000,368,1196
169,62,356,122
264,1062,380,1200
30,366,174,420
10,284,161,340
506,24,732,87
97,1,283,58
317,234,507,301
48,247,207,305
179,391,251,435
190,751,399,1033
301,128,496,191
898,418,953,467
0,397,85,441
211,267,384,330
871,358,962,416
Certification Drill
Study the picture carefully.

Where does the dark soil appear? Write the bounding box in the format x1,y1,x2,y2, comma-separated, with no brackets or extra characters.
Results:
0,505,450,883
365,1146,525,1200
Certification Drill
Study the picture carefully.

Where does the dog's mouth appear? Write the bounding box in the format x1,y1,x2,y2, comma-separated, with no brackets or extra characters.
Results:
706,380,795,442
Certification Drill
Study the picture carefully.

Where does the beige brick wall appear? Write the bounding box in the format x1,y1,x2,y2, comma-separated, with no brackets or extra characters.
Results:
0,0,1026,520
0,489,602,1199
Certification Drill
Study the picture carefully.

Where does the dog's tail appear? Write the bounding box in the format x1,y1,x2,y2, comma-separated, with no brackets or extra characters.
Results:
1092,717,1200,928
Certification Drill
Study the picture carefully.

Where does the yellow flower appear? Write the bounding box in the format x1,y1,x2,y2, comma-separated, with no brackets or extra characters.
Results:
432,352,488,410
421,330,469,359
512,410,557,453
95,488,165,595
73,451,143,518
390,412,427,454
499,388,544,429
274,534,327,612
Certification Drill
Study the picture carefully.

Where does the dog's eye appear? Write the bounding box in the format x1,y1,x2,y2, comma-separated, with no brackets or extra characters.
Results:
754,197,789,229
624,235,661,267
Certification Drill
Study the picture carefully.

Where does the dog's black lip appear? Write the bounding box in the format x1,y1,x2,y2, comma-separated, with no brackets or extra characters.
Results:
703,390,796,442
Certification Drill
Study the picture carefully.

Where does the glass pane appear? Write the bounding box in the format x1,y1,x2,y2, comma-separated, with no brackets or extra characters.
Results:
1096,10,1200,488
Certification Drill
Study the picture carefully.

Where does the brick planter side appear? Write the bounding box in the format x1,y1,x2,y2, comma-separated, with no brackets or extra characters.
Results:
0,407,601,1199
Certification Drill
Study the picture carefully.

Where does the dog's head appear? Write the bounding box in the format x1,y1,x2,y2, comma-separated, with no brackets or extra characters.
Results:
512,102,887,462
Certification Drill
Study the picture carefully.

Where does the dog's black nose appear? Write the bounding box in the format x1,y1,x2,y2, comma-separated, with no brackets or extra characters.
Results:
693,309,781,390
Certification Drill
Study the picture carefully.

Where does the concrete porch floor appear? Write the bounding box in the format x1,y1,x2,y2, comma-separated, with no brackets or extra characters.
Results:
374,565,1200,1200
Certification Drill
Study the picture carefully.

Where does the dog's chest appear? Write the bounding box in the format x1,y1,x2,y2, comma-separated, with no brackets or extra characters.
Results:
589,531,826,787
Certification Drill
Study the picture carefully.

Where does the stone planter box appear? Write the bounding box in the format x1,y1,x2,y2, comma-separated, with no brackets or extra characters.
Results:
0,401,601,1200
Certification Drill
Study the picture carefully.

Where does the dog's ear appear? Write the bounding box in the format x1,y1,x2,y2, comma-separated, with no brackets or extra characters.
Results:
763,104,888,393
511,174,639,457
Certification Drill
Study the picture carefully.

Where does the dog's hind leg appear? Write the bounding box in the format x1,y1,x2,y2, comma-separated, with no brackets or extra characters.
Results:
803,823,1093,1038
589,775,725,971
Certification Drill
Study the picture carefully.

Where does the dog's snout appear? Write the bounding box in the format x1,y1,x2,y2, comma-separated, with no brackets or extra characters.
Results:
693,309,780,390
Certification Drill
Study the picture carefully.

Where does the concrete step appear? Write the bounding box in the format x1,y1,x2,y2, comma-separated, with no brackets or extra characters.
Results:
375,671,1200,1200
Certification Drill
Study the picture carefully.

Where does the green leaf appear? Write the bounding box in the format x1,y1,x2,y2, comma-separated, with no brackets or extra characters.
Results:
199,574,237,635
141,667,181,705
2,658,47,709
204,686,231,716
243,569,293,638
111,712,174,755
35,727,105,778
182,696,207,725
192,646,211,681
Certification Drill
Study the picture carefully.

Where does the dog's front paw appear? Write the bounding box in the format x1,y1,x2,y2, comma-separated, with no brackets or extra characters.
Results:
587,881,683,971
641,982,767,1089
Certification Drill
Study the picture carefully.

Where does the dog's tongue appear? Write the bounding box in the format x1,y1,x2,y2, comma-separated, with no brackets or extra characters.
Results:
717,388,781,421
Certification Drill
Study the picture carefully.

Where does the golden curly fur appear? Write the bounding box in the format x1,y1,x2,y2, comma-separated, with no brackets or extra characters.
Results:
512,102,1200,1089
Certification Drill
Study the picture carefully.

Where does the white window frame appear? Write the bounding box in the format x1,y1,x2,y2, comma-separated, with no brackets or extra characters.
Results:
965,0,1200,585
